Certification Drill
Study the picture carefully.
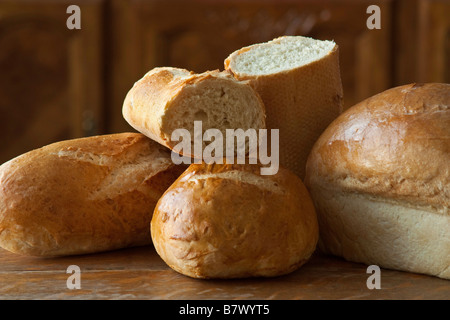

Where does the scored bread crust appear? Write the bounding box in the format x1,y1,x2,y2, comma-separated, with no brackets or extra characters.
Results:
123,67,195,146
0,133,186,257
304,83,450,279
151,162,319,279
122,67,266,158
225,36,344,179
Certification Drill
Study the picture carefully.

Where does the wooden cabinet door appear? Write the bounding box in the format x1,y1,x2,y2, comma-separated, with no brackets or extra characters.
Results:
418,0,450,83
0,0,104,164
108,0,394,133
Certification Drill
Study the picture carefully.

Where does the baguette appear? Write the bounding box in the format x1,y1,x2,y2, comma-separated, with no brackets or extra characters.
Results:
225,36,343,179
122,67,266,158
0,133,186,257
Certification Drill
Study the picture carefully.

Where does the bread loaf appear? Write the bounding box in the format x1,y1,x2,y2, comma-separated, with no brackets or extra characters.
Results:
151,162,319,279
225,36,343,179
122,67,266,158
304,83,450,279
0,133,186,257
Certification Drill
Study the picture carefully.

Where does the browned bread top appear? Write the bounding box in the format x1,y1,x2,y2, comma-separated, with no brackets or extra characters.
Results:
123,67,266,158
305,83,450,213
0,133,186,257
151,162,319,279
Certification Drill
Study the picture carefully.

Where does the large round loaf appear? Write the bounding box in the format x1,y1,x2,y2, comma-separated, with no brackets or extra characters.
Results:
304,83,450,279
151,162,319,279
0,133,185,257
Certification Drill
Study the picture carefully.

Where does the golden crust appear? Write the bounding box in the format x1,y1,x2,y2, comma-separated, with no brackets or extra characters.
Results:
0,133,186,257
122,67,193,145
151,163,319,279
304,83,450,279
305,83,450,213
122,67,266,158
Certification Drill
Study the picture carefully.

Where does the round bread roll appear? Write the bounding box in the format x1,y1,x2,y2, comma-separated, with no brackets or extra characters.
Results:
304,83,450,279
151,163,319,279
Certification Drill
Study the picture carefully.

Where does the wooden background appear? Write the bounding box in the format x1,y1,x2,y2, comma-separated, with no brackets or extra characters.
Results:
0,0,449,164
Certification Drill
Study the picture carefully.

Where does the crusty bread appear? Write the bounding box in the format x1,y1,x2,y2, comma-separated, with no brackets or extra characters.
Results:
0,133,186,257
151,162,319,279
225,36,343,179
304,83,450,279
122,67,266,158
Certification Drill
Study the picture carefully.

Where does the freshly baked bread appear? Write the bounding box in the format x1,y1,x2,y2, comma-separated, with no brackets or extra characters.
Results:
0,133,186,257
225,36,343,179
304,83,450,279
122,67,266,158
151,162,319,279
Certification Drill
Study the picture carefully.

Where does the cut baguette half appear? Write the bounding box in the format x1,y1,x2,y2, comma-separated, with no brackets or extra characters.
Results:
122,67,266,159
225,36,343,179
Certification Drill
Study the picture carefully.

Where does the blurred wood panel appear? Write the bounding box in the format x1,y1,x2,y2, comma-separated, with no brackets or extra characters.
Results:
0,0,104,164
393,0,419,85
0,0,449,162
108,0,394,133
418,0,450,83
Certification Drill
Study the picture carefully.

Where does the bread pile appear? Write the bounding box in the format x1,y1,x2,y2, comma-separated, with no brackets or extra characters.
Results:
0,36,330,279
1,35,448,281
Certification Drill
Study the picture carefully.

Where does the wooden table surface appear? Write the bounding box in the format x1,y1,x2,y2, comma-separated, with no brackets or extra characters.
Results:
0,245,448,300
